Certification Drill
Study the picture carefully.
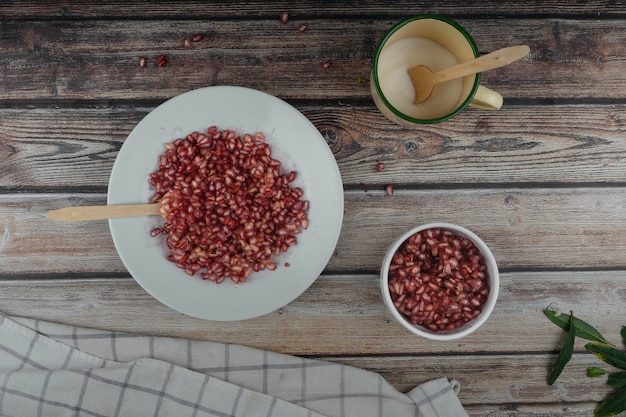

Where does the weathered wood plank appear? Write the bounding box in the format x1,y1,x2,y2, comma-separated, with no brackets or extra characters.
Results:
0,108,130,191
340,188,626,271
464,404,600,417
335,353,613,413
1,19,625,100
1,1,624,19
0,271,622,357
2,188,626,274
0,194,121,273
1,104,625,191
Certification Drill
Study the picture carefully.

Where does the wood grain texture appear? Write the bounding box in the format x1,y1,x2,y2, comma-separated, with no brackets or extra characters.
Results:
336,353,614,408
1,104,625,191
2,2,625,416
1,19,625,100
1,1,624,19
2,188,626,275
0,272,623,356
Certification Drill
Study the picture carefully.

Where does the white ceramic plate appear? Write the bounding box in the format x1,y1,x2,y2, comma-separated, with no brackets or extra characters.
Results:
108,86,344,321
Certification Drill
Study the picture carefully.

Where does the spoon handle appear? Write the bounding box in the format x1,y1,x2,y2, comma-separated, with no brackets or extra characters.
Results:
46,203,160,222
435,45,530,83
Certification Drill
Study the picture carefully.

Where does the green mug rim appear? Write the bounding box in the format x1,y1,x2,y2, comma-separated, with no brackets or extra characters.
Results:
372,14,481,124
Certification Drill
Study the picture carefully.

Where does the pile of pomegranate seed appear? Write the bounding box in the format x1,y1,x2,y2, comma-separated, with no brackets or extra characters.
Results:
387,228,490,332
149,126,309,284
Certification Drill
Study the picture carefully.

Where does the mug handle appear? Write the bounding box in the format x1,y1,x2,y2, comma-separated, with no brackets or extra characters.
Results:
469,85,503,110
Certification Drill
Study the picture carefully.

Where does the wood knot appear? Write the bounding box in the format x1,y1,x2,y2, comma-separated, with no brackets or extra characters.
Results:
320,129,338,145
405,141,418,153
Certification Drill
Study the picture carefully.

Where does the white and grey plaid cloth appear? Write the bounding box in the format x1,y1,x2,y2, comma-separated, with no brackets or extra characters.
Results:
0,314,468,417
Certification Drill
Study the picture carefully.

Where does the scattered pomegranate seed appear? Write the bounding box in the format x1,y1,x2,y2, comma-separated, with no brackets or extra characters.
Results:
376,162,385,172
321,61,331,69
386,184,394,196
285,262,290,267
156,54,167,67
183,38,191,48
192,34,203,42
298,24,307,33
139,57,147,68
280,12,289,24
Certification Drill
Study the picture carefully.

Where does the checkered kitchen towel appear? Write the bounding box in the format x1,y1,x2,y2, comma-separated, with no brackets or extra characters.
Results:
0,314,468,417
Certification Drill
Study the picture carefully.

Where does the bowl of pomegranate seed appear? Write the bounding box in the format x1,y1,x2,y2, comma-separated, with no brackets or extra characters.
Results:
107,86,344,321
380,223,499,340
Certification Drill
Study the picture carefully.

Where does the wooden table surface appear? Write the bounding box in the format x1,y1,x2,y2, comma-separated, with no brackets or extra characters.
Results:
2,2,626,416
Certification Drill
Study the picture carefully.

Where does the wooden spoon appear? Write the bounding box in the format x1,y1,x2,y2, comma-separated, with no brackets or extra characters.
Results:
46,200,163,222
407,45,530,104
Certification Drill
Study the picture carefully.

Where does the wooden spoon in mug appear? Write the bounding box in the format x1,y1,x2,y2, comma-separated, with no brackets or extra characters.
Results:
408,45,530,104
46,195,170,222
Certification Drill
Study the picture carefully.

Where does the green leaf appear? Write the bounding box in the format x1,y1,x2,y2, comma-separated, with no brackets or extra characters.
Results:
544,309,608,343
621,326,626,347
594,386,626,417
548,312,576,385
607,372,626,389
586,342,626,370
588,367,608,378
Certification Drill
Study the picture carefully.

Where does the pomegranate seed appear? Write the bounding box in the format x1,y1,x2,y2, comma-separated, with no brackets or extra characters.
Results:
139,57,147,68
192,34,203,42
156,54,167,67
320,61,331,69
376,162,384,172
386,184,394,196
149,127,309,284
298,24,307,33
183,38,191,48
280,12,289,24
387,228,490,332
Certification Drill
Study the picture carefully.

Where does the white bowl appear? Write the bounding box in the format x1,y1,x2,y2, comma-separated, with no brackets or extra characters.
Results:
380,223,499,340
108,86,344,321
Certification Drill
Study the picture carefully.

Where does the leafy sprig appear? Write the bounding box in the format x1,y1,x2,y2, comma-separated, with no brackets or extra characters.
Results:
544,309,626,417
544,309,609,343
547,312,576,385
